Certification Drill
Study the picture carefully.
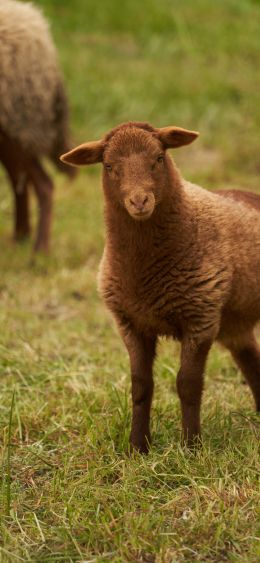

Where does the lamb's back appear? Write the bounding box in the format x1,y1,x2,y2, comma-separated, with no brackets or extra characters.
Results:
184,181,260,318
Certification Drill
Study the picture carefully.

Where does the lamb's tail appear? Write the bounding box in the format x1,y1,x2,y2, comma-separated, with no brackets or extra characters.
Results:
50,80,77,179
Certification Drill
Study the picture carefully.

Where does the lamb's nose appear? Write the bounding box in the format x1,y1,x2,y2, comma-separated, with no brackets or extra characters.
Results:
130,195,148,211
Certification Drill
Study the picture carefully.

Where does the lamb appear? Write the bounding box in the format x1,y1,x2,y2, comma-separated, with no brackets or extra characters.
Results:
0,0,75,252
61,121,260,453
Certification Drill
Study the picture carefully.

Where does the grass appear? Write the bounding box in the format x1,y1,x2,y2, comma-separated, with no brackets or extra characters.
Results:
43,0,260,189
0,0,260,560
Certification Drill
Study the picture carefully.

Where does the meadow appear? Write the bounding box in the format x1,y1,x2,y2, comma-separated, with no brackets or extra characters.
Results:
0,0,260,560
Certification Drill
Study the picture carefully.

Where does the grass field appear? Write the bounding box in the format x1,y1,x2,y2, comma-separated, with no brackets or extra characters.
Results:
0,0,260,561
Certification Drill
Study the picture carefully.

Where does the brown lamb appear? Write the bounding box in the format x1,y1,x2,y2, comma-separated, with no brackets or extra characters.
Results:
61,121,260,453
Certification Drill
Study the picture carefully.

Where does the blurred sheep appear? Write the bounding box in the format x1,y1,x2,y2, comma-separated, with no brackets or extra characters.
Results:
0,0,75,252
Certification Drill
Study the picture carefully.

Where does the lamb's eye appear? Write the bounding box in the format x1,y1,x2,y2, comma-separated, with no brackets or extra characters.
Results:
157,154,164,163
105,163,112,171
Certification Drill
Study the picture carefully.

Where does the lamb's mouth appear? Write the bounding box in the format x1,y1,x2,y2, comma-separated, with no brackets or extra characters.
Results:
131,209,153,221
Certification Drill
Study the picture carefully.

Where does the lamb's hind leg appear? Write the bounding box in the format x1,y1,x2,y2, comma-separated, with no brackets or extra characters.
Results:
229,333,260,412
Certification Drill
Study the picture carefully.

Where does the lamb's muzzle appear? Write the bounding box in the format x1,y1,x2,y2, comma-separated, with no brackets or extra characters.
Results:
124,188,155,220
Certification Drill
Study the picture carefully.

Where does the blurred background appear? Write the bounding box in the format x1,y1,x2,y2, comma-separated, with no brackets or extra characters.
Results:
1,0,259,263
41,0,259,186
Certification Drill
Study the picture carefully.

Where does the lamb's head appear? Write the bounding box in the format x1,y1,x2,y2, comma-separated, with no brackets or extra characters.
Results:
60,122,199,221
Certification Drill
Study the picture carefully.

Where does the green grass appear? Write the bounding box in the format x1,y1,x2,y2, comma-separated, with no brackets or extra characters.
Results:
43,0,260,189
0,0,260,560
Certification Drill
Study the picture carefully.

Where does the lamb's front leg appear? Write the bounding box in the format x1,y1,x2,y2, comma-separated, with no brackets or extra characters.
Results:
119,322,157,453
177,338,212,446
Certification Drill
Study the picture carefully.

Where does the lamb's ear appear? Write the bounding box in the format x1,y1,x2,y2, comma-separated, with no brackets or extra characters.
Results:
60,140,105,166
157,126,199,149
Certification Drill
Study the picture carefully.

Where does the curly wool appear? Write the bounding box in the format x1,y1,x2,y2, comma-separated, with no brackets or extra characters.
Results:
0,0,68,158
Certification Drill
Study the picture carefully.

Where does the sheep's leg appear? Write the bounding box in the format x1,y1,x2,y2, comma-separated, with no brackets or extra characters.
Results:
9,173,31,241
29,159,53,252
177,339,212,446
120,325,157,453
0,150,30,240
229,334,260,412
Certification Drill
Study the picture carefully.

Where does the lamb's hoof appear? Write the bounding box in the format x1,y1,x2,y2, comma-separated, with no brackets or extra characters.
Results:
182,432,202,450
129,436,151,455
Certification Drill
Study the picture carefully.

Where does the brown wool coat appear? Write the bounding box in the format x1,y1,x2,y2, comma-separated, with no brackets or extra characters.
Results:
99,179,260,347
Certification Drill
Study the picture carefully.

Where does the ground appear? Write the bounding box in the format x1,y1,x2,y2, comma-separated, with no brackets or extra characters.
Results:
0,0,260,561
